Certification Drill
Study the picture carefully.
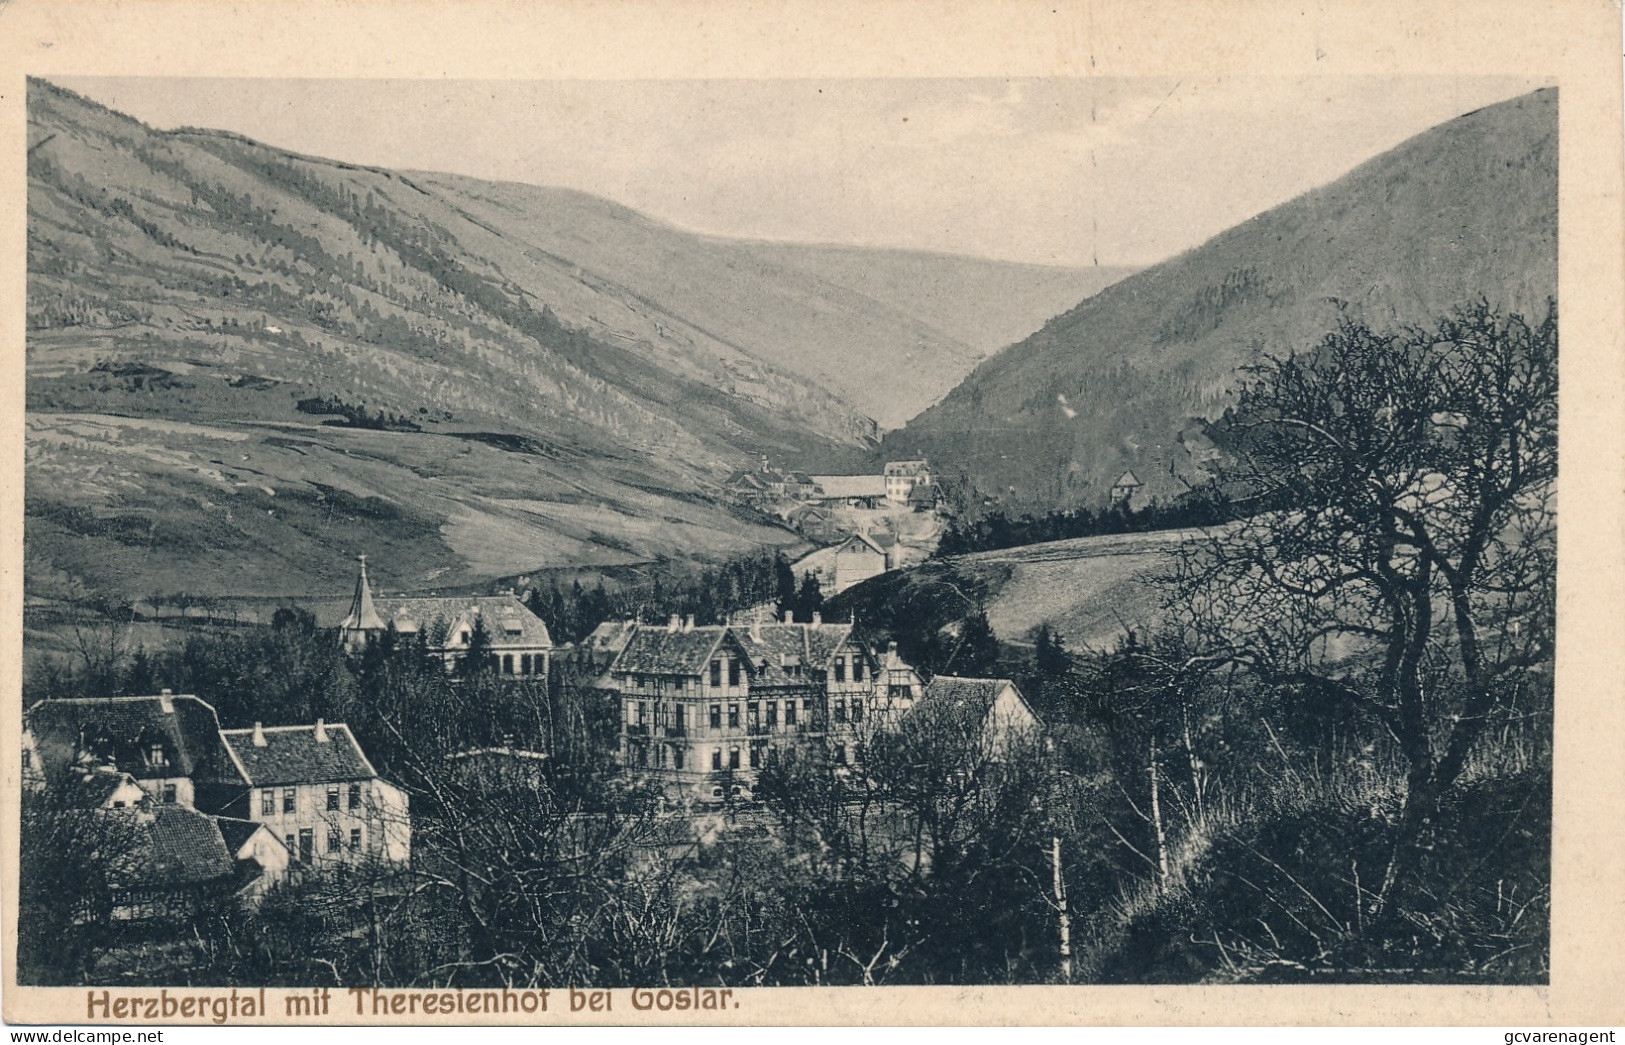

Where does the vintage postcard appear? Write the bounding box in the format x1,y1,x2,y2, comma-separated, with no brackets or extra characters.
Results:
1,0,1621,1028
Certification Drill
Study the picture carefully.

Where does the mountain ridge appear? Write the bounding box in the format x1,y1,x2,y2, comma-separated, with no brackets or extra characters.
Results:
885,88,1558,510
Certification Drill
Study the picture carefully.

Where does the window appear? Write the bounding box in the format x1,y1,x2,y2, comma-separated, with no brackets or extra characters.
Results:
636,702,647,726
785,701,797,726
767,746,780,767
834,699,847,724
298,829,314,863
854,659,865,682
834,743,848,765
150,744,167,767
710,704,722,729
162,783,177,805
766,701,778,727
711,660,723,687
349,828,362,851
728,659,741,686
851,698,864,723
711,749,722,771
747,702,759,728
283,788,297,814
675,705,686,730
503,654,514,674
728,748,740,770
285,834,295,858
261,789,275,816
349,783,362,810
728,704,740,728
327,786,340,811
835,657,846,683
673,747,685,770
521,653,532,675
748,746,760,769
328,827,342,853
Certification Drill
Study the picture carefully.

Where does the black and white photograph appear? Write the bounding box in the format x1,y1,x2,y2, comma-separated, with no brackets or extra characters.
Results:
4,0,1622,1028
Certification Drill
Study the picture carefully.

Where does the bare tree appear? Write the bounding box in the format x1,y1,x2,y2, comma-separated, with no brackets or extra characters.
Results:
1170,300,1557,906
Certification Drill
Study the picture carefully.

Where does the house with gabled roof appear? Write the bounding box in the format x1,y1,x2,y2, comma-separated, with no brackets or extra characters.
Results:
884,459,932,504
24,691,243,810
912,676,1044,757
1110,470,1145,506
598,613,887,803
101,805,238,923
218,720,410,868
338,555,553,678
792,531,895,596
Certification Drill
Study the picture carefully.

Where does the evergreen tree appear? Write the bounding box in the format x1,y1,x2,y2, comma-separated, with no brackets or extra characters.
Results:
793,572,825,623
946,610,1000,677
773,553,797,614
458,617,496,678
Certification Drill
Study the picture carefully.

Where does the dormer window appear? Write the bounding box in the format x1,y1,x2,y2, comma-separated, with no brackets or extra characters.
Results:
150,744,168,767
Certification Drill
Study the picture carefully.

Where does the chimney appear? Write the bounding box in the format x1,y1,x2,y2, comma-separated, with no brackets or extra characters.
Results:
782,610,793,625
887,640,899,660
750,617,762,642
668,614,681,634
682,614,694,632
811,612,822,628
251,722,267,747
314,718,329,743
158,691,174,713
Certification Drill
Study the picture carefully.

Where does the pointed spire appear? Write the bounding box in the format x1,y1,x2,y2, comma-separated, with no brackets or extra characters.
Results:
339,553,386,633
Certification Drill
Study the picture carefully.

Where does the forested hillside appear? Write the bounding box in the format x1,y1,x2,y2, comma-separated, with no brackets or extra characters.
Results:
885,89,1557,510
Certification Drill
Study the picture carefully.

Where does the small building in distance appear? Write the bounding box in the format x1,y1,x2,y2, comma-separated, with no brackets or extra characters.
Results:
883,460,933,504
1109,470,1144,507
793,532,895,596
218,720,412,869
338,555,554,677
807,474,888,509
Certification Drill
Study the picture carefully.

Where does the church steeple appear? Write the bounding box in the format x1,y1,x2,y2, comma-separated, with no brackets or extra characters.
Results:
339,553,385,641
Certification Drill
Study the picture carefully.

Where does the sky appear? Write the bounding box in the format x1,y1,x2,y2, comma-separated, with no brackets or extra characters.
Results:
53,75,1546,269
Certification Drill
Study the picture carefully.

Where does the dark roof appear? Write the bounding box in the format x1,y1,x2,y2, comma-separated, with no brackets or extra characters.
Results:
906,484,938,504
609,625,733,676
212,815,274,857
219,723,376,786
24,695,244,786
884,460,930,477
922,676,1043,730
855,530,899,551
107,807,235,890
734,622,865,685
370,594,552,649
76,769,140,807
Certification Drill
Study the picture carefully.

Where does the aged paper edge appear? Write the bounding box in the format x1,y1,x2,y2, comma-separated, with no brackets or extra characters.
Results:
0,0,1620,1027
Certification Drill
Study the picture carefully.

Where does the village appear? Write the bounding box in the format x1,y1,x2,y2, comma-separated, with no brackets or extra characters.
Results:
22,456,1047,935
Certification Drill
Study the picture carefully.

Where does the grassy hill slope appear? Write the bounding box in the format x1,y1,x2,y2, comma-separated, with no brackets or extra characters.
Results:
834,528,1190,653
884,89,1558,509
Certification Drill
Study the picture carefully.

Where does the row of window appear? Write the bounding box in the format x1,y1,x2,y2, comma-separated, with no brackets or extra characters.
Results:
260,783,363,816
501,653,545,675
284,826,364,862
629,740,855,771
631,697,867,730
